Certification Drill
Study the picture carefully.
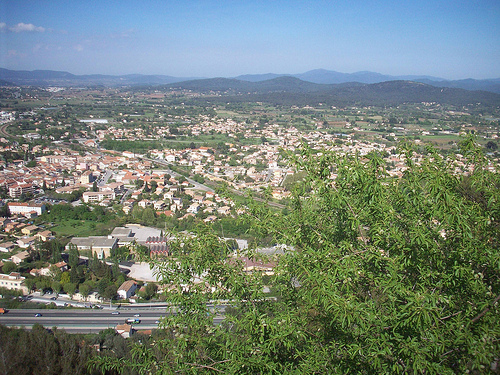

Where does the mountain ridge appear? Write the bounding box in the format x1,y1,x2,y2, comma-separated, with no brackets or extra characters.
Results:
1,67,499,94
160,76,500,107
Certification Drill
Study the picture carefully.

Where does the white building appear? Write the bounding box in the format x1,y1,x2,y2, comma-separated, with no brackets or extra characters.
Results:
117,280,138,299
0,272,28,294
82,191,116,203
7,202,46,216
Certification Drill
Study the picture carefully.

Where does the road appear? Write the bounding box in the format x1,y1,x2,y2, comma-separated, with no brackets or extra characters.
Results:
148,157,286,209
98,170,112,187
144,157,214,193
0,308,224,333
0,122,14,138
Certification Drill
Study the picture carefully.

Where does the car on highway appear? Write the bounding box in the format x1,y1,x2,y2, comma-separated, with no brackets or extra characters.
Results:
111,311,120,315
50,297,57,300
133,314,140,317
34,313,42,317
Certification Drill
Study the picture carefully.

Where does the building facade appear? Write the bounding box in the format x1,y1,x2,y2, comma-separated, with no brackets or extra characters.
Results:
0,272,28,294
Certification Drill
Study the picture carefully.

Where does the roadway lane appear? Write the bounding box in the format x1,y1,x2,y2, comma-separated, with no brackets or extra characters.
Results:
0,308,165,333
0,308,224,333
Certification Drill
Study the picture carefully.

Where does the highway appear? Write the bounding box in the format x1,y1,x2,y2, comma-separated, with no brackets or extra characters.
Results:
144,157,214,192
0,308,224,333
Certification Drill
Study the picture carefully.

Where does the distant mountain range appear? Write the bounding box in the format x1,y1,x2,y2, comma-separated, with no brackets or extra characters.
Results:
159,77,500,107
236,69,444,85
1,68,500,107
1,67,500,94
0,68,197,87
236,69,500,94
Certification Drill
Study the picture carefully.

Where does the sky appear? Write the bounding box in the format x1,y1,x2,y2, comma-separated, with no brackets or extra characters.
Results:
0,0,499,79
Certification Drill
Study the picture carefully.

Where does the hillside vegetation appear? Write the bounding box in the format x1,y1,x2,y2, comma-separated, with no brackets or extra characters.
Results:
92,138,500,374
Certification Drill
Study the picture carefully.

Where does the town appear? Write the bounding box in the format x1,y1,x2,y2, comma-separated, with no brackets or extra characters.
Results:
0,84,499,341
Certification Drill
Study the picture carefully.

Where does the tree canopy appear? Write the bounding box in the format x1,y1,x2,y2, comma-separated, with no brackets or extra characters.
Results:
93,138,500,374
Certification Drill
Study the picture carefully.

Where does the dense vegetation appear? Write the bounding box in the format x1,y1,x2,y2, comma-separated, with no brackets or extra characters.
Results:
91,138,500,374
0,324,165,375
158,78,500,107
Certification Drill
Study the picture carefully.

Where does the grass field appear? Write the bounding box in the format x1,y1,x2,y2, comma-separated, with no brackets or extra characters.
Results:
51,220,98,237
421,134,460,146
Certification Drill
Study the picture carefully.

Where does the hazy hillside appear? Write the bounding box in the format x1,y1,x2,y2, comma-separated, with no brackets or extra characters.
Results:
161,77,500,107
237,69,500,94
0,68,195,86
1,68,500,94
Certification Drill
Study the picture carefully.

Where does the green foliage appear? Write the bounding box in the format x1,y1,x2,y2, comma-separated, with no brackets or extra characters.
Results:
1,262,17,274
43,203,125,236
63,282,77,296
68,243,80,269
110,246,131,262
137,282,158,300
0,286,23,298
0,324,103,375
100,139,163,153
43,187,85,202
96,138,500,373
51,280,62,294
102,284,118,300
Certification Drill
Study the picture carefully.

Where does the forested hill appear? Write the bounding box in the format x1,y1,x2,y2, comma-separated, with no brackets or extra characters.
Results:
2,67,500,93
160,77,500,107
1,66,499,106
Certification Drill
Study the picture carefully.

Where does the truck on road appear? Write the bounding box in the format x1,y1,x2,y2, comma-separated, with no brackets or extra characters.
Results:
125,318,140,324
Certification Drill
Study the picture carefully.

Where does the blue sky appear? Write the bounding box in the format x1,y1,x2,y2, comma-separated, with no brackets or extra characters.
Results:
0,0,499,79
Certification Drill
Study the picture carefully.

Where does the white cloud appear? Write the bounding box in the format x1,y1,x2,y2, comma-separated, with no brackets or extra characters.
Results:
74,44,84,52
10,23,45,33
0,22,6,31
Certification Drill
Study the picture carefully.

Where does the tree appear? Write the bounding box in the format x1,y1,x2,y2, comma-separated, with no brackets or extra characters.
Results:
79,283,90,300
51,281,62,295
68,243,80,269
97,278,110,296
63,282,76,296
92,180,98,192
141,207,156,226
93,138,500,374
138,282,158,300
102,285,117,301
60,271,70,286
2,262,17,274
0,324,100,375
24,278,36,292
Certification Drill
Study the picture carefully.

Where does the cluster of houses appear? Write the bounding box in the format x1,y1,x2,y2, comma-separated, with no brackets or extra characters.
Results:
0,204,53,250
